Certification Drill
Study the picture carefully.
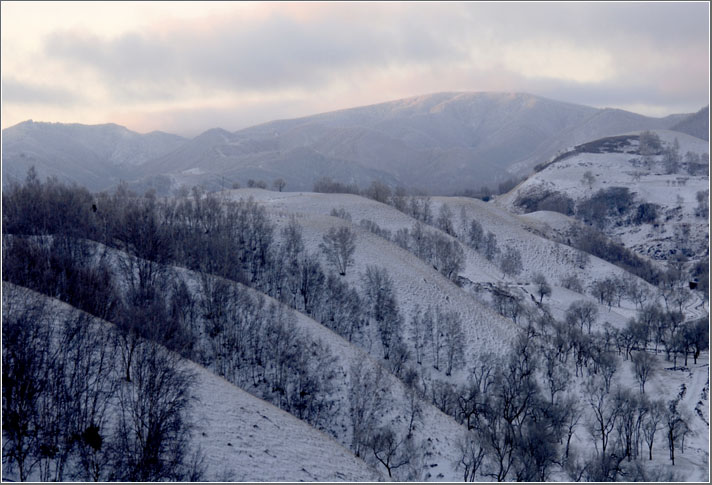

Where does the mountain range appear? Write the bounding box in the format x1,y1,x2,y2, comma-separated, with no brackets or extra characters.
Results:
1,92,706,194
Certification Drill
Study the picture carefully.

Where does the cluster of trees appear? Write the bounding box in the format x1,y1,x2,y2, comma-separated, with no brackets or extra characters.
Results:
5,171,474,464
454,176,525,201
348,363,425,480
335,208,466,285
195,276,339,428
461,218,500,262
2,286,201,482
447,337,576,481
570,226,661,285
392,223,465,283
514,188,576,215
2,173,360,459
576,186,635,229
410,305,465,375
683,152,709,177
454,298,703,481
639,132,709,177
313,176,361,195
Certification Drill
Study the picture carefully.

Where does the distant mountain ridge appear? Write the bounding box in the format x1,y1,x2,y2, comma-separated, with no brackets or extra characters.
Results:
1,120,186,191
2,92,705,194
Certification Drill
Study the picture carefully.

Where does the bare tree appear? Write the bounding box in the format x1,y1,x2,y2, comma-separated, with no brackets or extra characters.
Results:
581,171,595,190
362,266,404,360
482,232,499,262
370,426,410,478
590,278,615,309
640,397,663,460
533,273,552,303
632,351,655,394
664,399,688,466
441,310,465,376
543,350,569,404
662,138,681,174
560,395,583,461
403,386,423,438
320,226,356,276
432,234,465,282
458,429,487,482
586,378,619,456
409,306,429,365
272,178,286,192
349,363,386,458
467,219,484,251
436,203,456,236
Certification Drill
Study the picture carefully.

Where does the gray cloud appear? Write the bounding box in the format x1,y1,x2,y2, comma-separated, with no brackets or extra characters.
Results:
2,77,80,106
17,2,709,133
45,10,462,93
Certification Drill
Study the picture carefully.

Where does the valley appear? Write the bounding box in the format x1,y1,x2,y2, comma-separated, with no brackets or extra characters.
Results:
1,94,709,482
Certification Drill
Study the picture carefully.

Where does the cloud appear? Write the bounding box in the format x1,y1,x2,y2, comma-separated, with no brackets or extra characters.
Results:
43,9,462,94
1,77,80,106
2,2,708,132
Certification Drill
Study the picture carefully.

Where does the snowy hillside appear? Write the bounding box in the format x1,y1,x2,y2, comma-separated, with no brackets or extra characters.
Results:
236,188,660,317
498,130,709,264
222,188,709,481
1,283,382,482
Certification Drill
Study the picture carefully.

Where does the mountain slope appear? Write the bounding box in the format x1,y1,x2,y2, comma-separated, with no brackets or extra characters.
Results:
3,93,694,195
1,120,186,191
134,92,690,194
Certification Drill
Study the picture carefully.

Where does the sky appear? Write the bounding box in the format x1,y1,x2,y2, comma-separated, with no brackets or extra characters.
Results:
1,1,709,137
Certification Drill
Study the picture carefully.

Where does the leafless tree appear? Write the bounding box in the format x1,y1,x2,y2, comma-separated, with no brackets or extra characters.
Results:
533,273,552,303
362,266,403,360
457,429,487,481
632,351,655,394
581,171,595,190
586,378,619,456
320,226,356,276
2,291,54,482
349,363,386,458
272,178,286,192
436,203,457,236
370,426,410,478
